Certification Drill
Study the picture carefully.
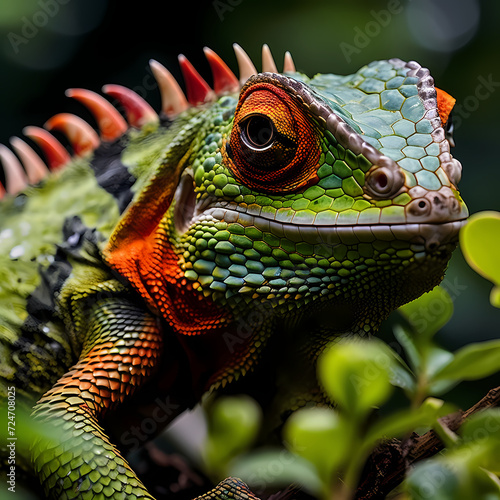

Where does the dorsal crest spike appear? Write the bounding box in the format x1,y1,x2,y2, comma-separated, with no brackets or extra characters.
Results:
262,44,278,73
65,88,128,142
233,43,257,84
9,137,49,184
149,59,189,118
283,51,296,73
178,54,215,105
203,47,240,95
102,84,159,127
45,113,100,157
0,143,28,195
23,126,71,170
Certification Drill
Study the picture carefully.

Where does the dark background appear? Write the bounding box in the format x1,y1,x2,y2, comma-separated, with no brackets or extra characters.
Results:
0,0,498,359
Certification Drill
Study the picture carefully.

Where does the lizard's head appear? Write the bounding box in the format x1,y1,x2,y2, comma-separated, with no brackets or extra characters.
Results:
104,48,466,363
167,57,467,332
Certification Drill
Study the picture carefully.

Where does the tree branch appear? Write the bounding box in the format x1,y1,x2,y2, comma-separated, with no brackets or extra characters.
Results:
355,386,500,499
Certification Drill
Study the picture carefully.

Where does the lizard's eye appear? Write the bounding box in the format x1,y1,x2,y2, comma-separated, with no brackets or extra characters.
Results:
241,114,276,150
225,81,320,192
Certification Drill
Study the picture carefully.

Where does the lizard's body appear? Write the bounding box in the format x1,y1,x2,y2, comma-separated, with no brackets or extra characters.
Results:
0,46,467,499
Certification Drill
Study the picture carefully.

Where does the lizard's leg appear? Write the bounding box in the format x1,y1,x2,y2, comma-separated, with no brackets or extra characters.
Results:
31,297,162,499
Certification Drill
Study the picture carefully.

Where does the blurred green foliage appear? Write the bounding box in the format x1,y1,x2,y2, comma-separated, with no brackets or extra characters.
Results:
460,211,500,307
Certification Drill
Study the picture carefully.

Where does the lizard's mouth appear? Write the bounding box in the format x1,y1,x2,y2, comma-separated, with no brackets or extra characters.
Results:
204,203,465,255
174,175,466,258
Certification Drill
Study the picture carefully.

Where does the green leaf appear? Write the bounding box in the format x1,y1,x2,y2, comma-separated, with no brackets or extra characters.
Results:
459,409,500,473
368,336,416,393
204,395,262,473
229,448,322,496
283,406,349,482
461,409,500,442
318,338,394,416
388,358,416,393
406,457,500,499
394,323,421,372
426,346,454,378
398,286,453,340
364,398,452,449
491,285,500,308
431,339,500,383
406,460,460,500
460,211,500,308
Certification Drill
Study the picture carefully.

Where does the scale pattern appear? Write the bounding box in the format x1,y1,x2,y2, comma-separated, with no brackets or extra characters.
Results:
0,46,467,499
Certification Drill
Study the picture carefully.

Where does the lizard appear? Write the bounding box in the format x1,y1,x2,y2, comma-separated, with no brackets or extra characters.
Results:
0,44,467,499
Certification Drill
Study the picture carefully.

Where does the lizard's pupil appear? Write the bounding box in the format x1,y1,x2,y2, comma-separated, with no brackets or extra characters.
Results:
243,115,275,149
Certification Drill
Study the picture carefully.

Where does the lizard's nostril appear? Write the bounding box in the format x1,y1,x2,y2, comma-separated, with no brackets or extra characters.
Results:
408,198,431,217
406,188,465,223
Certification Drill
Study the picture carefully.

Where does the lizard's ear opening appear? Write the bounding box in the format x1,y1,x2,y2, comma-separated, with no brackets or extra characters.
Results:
173,173,196,234
436,87,456,147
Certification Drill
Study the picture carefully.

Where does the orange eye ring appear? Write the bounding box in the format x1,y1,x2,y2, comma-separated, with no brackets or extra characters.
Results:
224,82,320,192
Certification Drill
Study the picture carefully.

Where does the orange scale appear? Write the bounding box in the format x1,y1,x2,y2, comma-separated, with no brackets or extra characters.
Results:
95,378,110,388
98,389,111,400
107,371,121,381
101,341,115,349
109,380,121,391
129,366,140,376
79,381,92,391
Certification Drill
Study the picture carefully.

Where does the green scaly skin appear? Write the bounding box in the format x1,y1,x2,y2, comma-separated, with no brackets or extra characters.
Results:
0,55,467,499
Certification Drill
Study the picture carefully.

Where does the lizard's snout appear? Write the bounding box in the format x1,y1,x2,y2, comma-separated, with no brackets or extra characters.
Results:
402,185,468,253
405,186,467,225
